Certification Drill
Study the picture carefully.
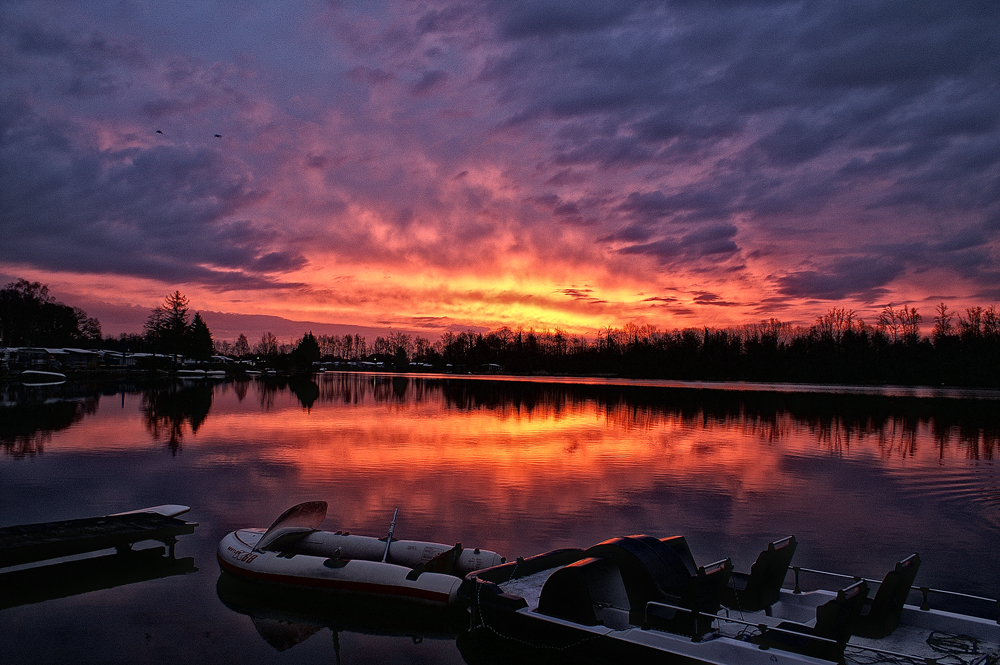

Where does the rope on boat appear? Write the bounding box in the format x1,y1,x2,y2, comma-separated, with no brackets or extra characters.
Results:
844,645,923,665
925,631,1000,665
844,631,1000,665
504,557,521,584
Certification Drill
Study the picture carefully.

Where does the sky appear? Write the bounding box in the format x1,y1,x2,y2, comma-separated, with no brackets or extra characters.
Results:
2,0,999,340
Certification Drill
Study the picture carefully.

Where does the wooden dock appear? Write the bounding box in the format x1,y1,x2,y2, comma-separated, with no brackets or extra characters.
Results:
0,511,197,568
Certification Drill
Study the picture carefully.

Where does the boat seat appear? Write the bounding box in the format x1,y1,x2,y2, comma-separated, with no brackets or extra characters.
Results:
854,553,920,639
752,579,868,663
537,555,631,627
580,535,699,624
720,535,797,614
648,557,734,637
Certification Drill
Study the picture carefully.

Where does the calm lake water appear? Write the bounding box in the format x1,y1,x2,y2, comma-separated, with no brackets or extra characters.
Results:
2,373,998,664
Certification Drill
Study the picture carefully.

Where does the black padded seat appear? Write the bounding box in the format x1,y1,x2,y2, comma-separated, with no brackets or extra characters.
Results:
582,535,698,622
721,535,797,614
752,579,868,663
649,557,734,637
854,553,920,639
539,535,702,627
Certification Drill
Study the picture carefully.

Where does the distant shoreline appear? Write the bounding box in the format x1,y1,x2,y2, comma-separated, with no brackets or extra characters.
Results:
4,367,1000,401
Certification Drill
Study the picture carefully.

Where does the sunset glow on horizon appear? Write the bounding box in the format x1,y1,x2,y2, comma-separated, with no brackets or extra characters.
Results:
2,1,998,340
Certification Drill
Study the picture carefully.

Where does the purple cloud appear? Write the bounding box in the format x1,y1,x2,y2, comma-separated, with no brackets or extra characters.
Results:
1,0,998,332
776,256,907,301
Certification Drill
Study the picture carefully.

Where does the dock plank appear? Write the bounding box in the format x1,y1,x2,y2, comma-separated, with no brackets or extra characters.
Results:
0,513,197,567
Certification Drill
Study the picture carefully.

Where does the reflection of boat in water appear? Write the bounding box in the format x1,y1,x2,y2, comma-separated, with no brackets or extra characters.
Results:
462,535,1000,665
18,370,67,386
217,570,466,654
217,502,504,609
3,545,197,609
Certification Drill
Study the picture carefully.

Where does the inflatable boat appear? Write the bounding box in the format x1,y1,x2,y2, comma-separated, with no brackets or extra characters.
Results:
217,501,504,609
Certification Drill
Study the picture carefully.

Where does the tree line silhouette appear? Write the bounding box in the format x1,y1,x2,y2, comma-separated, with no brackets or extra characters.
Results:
142,291,214,361
292,303,999,387
0,280,102,347
400,304,998,387
3,279,998,387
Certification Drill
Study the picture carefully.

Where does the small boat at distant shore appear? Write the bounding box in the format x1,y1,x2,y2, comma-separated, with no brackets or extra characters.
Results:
175,369,206,379
18,370,67,385
462,534,1000,665
218,502,504,609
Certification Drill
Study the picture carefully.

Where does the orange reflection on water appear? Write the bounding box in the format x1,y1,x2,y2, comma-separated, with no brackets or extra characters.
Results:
6,377,997,538
155,383,831,539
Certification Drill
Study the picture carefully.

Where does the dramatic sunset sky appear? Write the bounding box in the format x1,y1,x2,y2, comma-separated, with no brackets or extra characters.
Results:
2,1,998,340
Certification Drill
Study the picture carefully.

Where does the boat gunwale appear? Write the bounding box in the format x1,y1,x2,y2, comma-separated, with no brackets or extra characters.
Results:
465,540,1000,665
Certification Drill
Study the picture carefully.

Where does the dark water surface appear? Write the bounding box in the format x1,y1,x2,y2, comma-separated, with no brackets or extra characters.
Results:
2,373,998,664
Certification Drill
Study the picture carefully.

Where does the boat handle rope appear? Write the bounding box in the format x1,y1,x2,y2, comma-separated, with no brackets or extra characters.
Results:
791,566,999,624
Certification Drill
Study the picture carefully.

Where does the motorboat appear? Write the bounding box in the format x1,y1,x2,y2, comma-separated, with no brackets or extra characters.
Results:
461,534,999,665
18,370,67,385
218,502,504,609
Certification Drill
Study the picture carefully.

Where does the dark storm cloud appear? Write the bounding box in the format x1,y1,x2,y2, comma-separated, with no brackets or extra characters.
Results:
525,193,596,226
484,0,1000,176
0,93,299,291
618,190,731,224
617,223,739,263
474,0,1000,297
2,0,999,325
936,228,990,254
8,19,146,101
412,69,449,96
776,256,907,301
497,0,643,39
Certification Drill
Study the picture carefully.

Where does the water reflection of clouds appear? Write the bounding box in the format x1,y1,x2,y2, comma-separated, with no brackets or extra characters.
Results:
179,377,999,555
4,374,997,468
2,374,997,607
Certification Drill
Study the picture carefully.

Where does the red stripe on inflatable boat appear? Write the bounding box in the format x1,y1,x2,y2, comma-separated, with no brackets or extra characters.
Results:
217,554,452,604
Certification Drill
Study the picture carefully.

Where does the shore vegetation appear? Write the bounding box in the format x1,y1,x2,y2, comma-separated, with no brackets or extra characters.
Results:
2,279,997,387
